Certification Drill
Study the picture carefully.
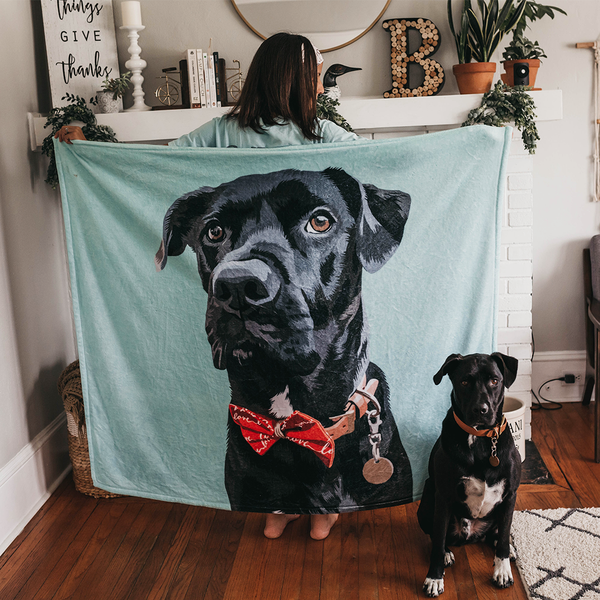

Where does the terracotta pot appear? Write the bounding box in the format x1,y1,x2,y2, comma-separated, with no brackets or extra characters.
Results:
452,62,496,94
500,59,541,89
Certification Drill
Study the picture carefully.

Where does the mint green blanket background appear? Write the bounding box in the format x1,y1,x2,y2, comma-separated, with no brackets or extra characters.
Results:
54,126,510,508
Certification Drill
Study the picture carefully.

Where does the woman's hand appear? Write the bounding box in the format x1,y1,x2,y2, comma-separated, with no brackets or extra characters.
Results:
54,125,86,144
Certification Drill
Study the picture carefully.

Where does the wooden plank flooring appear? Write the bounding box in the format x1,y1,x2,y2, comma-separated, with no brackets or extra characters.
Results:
1,402,599,600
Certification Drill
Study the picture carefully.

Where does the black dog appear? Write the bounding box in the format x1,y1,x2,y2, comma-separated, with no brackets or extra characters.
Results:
417,353,520,597
156,168,413,513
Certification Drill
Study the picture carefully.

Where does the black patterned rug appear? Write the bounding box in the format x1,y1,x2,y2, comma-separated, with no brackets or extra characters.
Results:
512,507,600,600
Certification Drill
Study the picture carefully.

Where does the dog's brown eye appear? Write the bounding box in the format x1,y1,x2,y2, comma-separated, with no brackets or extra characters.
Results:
307,212,334,234
206,223,224,242
490,378,499,386
461,380,469,387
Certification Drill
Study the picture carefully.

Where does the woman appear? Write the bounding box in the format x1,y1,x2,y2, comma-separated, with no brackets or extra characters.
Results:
56,32,361,541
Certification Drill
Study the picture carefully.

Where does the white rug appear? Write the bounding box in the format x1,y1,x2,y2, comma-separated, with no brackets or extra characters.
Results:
511,508,600,600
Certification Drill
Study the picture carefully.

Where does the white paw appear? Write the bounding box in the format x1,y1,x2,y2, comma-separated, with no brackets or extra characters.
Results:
444,550,455,567
423,577,444,597
493,557,514,588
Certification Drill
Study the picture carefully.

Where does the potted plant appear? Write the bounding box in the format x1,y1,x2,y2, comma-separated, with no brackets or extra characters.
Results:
501,32,546,87
500,1,567,88
96,71,132,113
448,0,526,94
462,81,539,153
42,94,118,188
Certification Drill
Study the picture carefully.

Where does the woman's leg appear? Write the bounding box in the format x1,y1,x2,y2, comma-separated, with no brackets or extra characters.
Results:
264,513,300,539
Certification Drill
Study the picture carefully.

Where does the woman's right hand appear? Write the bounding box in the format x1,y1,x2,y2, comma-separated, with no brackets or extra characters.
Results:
54,126,86,144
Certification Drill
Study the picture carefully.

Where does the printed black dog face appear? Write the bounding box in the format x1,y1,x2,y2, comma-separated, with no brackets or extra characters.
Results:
156,168,410,376
156,168,413,513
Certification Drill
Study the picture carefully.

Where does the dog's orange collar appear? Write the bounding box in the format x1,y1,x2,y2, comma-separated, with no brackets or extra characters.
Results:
453,412,507,439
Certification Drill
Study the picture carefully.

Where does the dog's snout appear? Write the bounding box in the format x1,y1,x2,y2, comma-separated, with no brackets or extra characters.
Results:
212,259,280,312
478,404,489,415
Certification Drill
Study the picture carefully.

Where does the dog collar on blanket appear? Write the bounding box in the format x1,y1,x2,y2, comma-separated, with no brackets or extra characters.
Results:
453,412,508,467
229,376,378,470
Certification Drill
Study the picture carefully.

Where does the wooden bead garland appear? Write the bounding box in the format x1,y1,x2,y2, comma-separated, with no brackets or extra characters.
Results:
383,18,445,98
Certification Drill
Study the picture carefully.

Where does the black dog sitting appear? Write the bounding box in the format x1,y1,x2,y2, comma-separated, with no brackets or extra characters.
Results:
417,353,520,597
155,168,413,513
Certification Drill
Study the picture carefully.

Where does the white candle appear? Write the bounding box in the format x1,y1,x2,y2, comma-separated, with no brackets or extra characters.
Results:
121,1,142,27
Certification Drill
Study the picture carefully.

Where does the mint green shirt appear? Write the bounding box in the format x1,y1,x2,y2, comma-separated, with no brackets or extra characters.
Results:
169,116,363,148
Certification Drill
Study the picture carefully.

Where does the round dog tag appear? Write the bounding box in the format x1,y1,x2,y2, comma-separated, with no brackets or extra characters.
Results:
489,455,500,467
363,458,394,484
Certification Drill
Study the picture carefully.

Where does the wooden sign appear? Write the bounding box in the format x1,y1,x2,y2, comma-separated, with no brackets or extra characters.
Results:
41,0,120,108
383,18,445,98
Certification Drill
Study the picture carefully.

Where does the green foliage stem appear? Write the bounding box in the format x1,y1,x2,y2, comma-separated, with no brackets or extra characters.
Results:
316,96,354,133
461,81,539,153
42,94,118,188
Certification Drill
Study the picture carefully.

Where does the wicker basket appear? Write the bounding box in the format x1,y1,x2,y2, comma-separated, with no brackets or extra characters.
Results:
58,360,121,498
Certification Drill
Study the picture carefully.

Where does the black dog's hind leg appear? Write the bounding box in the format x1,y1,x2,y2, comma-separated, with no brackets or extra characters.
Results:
491,494,517,588
423,492,452,597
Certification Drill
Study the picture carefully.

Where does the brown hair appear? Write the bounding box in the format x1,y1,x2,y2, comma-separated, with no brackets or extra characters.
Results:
226,32,320,141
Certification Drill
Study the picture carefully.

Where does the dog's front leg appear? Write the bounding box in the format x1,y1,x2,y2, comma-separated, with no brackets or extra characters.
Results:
423,493,451,597
492,493,517,588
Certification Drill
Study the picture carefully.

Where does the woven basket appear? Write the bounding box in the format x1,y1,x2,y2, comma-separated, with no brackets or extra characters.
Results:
58,360,121,498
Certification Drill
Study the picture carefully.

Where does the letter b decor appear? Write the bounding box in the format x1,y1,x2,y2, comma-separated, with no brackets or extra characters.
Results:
383,18,445,98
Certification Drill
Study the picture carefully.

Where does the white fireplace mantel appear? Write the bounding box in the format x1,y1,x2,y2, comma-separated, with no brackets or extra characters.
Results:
28,90,562,149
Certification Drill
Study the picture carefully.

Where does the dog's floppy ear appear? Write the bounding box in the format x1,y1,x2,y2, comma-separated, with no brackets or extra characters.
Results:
490,352,519,389
358,183,411,273
155,187,214,272
322,168,411,274
433,354,463,385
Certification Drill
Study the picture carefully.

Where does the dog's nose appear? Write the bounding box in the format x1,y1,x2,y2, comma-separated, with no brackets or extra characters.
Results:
211,259,280,312
476,404,490,415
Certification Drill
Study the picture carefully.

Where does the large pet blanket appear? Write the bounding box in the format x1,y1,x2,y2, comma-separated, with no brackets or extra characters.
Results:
54,126,510,512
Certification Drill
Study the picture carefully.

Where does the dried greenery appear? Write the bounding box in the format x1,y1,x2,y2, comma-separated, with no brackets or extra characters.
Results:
462,81,539,153
101,71,132,99
317,95,354,133
42,94,118,188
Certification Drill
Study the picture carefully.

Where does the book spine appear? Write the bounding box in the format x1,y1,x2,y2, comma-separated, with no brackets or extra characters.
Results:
213,52,221,107
218,58,228,107
208,53,217,108
196,49,206,108
203,52,212,108
179,59,190,108
186,49,201,108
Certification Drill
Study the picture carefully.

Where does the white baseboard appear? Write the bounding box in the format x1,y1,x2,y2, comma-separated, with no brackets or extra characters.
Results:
0,413,71,557
532,351,588,403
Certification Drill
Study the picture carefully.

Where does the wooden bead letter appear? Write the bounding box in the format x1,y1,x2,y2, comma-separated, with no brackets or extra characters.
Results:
383,18,445,98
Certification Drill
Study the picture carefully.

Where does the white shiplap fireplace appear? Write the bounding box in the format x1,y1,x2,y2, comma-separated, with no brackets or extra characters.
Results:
29,91,563,440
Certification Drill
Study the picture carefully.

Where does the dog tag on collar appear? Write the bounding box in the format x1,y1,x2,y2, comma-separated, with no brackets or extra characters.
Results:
489,455,500,467
363,458,394,484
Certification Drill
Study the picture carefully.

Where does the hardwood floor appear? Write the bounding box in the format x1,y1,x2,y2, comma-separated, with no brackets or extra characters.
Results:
1,402,599,600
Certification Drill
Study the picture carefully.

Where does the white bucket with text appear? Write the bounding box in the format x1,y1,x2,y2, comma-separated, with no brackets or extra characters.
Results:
503,396,525,462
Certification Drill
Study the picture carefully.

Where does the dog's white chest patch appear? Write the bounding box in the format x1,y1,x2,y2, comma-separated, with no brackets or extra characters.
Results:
462,477,505,518
269,386,293,418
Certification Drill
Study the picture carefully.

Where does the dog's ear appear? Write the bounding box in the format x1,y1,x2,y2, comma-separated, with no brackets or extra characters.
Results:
322,168,411,274
490,353,519,388
358,183,411,273
155,187,214,272
433,354,463,385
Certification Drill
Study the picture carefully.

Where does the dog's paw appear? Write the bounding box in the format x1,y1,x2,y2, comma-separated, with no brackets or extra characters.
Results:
492,557,514,588
423,577,444,597
444,550,455,567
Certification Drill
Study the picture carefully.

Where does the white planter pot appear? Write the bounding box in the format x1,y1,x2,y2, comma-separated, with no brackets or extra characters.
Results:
96,91,123,114
503,396,526,462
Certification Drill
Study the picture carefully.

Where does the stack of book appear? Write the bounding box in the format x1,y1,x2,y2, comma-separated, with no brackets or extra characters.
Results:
180,49,229,109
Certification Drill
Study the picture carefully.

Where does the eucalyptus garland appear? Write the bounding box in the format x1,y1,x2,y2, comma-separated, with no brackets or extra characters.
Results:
317,95,354,133
42,94,118,188
462,82,539,154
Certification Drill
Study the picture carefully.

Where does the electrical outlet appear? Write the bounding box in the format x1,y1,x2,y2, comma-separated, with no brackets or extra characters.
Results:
562,373,583,386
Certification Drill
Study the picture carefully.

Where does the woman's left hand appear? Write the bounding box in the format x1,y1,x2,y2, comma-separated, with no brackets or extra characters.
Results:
54,125,86,144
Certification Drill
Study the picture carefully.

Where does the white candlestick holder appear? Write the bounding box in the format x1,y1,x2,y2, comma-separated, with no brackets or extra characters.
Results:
120,25,152,111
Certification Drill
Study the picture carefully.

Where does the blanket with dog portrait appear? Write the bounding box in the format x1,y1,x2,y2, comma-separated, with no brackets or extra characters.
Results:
54,125,510,513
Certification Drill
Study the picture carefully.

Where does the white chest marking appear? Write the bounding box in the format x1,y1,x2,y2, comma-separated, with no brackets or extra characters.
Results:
468,435,476,448
462,477,505,518
269,386,293,418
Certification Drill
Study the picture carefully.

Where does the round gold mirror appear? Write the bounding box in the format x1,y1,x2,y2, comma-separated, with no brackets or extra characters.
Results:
230,0,391,52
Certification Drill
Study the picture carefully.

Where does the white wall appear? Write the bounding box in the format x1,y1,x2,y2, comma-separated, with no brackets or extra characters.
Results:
0,0,595,551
